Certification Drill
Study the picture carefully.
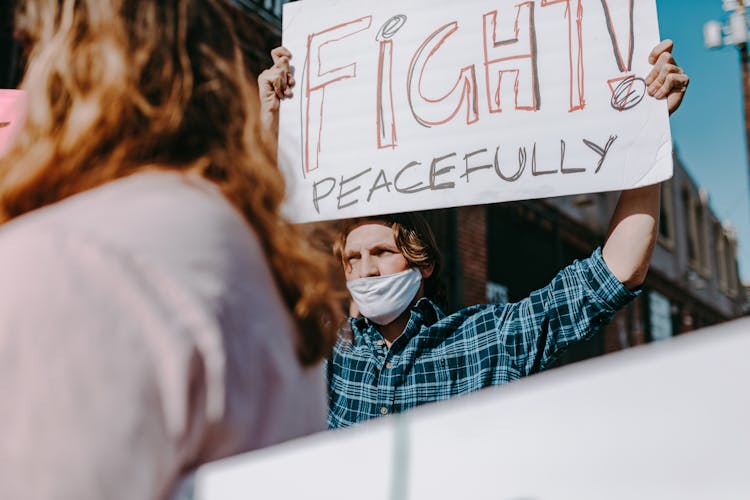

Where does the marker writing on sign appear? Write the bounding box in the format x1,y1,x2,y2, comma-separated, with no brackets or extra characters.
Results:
310,134,618,213
301,1,636,174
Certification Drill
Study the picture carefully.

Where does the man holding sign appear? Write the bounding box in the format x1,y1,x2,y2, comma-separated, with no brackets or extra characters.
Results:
259,38,688,428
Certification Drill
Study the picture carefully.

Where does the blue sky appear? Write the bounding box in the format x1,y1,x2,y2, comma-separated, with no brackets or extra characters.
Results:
656,0,750,282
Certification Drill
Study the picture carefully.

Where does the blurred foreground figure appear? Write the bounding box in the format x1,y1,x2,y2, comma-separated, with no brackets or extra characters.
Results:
0,1,339,498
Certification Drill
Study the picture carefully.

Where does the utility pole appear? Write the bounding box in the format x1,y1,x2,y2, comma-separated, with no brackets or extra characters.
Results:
706,0,750,215
707,1,750,171
737,2,750,182
705,0,750,298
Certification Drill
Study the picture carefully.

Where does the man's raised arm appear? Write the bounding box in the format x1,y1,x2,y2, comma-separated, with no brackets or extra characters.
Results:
602,40,689,290
257,46,295,157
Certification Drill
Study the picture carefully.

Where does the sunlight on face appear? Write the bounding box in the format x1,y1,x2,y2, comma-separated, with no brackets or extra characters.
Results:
343,222,410,281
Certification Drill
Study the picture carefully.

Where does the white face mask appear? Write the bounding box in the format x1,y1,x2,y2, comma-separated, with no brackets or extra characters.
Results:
346,267,423,325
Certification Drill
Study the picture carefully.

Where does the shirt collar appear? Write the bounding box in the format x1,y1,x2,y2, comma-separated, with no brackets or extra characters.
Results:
348,297,446,349
411,297,445,326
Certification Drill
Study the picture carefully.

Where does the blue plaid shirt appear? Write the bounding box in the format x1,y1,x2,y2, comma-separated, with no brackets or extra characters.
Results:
327,247,638,428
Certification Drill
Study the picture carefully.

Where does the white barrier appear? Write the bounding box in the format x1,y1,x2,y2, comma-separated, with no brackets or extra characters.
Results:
192,318,750,500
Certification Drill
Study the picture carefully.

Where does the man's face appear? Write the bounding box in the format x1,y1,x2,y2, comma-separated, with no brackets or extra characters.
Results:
342,222,410,282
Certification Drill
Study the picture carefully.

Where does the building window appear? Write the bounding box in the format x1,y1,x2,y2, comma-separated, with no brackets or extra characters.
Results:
714,221,727,291
486,281,509,303
682,187,699,269
658,180,675,249
725,234,739,297
649,290,673,341
234,0,284,20
694,197,710,276
716,226,740,298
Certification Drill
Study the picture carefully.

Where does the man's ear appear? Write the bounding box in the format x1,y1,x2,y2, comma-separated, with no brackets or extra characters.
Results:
420,262,435,279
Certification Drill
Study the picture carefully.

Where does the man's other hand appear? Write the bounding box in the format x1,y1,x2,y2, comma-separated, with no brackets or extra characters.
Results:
645,39,689,116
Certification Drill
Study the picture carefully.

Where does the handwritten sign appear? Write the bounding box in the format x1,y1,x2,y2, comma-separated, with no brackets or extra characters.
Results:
0,90,27,158
278,0,672,223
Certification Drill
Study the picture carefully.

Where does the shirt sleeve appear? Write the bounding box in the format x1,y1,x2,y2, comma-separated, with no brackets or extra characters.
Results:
0,230,228,500
498,247,640,376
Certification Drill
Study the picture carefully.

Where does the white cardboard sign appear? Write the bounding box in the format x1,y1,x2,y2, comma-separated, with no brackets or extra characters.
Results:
278,0,672,223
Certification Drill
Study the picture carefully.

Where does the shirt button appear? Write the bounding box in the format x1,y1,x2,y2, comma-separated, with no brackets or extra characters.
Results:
380,407,389,415
385,362,393,369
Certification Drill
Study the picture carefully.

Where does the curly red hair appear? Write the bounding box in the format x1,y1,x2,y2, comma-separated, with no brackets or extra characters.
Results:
1,0,341,364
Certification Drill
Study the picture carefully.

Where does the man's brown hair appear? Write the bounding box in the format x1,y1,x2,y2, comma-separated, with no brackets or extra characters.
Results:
333,213,446,309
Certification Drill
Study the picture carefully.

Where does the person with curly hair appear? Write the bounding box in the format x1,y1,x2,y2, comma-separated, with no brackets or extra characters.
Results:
0,1,341,498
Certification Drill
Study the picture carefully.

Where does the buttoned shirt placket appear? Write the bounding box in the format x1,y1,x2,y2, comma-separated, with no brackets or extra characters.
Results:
369,330,395,417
